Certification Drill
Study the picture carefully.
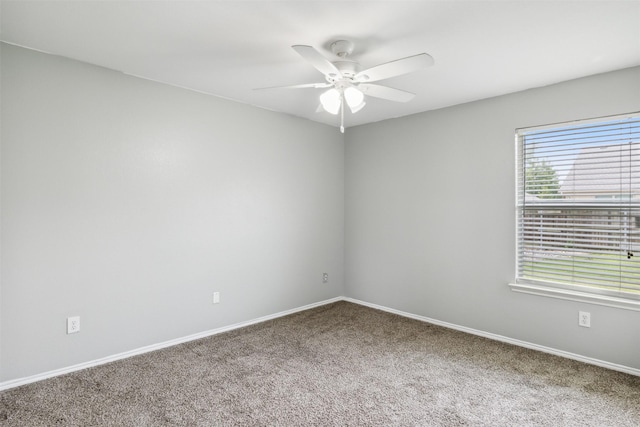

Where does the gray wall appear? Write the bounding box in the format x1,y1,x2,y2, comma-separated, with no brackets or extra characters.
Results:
2,41,639,383
345,66,640,370
1,44,345,381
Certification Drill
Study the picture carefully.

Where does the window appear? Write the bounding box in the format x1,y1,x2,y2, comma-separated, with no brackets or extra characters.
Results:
513,112,640,309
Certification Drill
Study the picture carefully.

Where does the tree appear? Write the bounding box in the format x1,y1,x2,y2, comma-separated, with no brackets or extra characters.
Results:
525,158,560,199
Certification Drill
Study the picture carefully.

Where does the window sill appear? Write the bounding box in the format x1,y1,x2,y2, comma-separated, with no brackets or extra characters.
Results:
509,282,640,312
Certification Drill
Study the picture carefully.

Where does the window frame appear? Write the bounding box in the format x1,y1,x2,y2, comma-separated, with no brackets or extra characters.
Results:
510,112,640,312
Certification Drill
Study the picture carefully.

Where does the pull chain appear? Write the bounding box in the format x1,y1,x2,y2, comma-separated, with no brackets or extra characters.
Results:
340,93,345,133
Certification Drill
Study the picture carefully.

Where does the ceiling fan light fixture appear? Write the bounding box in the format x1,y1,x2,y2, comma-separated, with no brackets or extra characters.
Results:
344,86,365,112
320,88,341,115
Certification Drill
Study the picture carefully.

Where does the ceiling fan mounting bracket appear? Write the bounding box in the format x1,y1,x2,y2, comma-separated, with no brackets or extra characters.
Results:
330,40,354,58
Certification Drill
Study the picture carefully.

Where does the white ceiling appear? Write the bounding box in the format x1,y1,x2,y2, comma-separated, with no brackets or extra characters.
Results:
2,1,639,130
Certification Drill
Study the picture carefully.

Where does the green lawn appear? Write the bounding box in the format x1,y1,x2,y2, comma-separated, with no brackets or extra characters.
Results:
522,252,640,295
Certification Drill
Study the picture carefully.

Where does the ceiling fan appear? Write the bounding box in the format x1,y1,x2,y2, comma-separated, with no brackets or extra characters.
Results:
256,40,435,133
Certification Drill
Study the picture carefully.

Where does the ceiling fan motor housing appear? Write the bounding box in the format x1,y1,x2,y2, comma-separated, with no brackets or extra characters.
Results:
330,60,361,81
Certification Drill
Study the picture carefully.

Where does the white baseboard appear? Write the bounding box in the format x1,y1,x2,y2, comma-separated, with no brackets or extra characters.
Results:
0,297,343,391
343,297,640,377
2,295,637,391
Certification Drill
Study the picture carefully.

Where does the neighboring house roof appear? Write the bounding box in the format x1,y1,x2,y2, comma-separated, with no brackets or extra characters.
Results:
560,142,640,197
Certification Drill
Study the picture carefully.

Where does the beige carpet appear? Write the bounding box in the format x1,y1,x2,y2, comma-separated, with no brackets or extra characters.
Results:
1,301,639,426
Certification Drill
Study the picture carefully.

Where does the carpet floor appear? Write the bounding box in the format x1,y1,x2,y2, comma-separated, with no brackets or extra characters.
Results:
1,301,639,426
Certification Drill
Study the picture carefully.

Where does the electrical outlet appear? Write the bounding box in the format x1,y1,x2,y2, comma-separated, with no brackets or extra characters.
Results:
322,273,329,283
67,316,80,334
578,311,591,328
213,292,220,304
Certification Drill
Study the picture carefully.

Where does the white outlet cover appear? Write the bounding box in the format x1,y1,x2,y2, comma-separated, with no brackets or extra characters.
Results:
578,311,591,327
67,316,80,334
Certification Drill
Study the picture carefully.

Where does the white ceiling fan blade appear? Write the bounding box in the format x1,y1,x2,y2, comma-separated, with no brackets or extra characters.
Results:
254,82,331,91
355,53,434,83
292,45,342,78
359,84,416,102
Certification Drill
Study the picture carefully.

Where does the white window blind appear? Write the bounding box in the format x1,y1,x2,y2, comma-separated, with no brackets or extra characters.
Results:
516,113,640,300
